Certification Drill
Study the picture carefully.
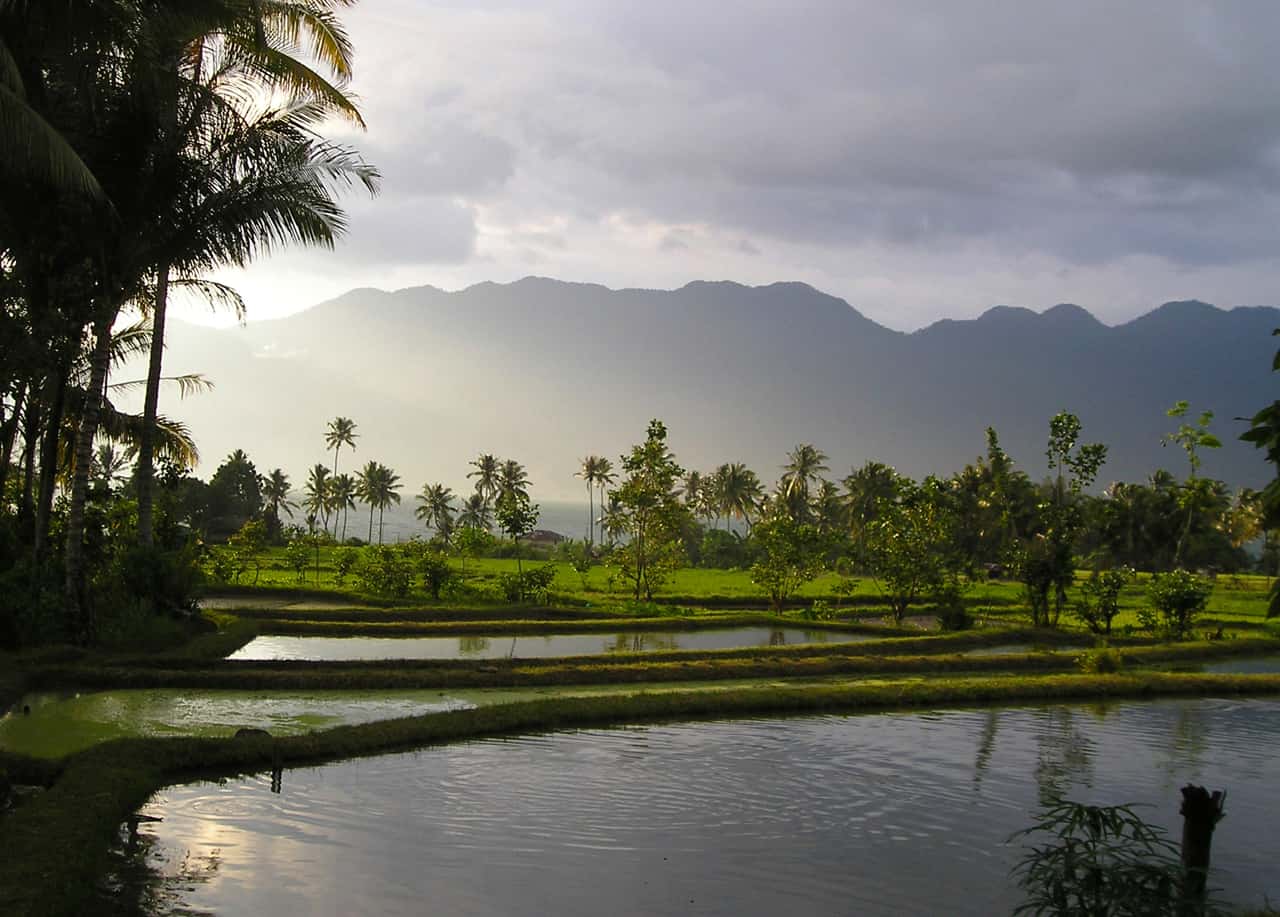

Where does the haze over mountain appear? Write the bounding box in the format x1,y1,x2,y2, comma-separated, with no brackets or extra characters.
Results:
141,278,1277,502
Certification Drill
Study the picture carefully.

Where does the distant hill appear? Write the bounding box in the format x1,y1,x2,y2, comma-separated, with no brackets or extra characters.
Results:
139,278,1278,500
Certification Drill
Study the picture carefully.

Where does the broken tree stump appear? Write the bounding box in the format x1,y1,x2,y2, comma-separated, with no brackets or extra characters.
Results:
1180,784,1226,899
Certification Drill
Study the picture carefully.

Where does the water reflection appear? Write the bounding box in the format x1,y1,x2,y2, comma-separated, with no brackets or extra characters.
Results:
229,627,859,661
101,699,1280,916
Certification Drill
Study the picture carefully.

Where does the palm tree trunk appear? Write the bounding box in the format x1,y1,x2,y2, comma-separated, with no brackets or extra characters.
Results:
65,309,115,643
136,266,170,548
0,380,28,500
586,482,594,547
367,505,374,544
33,366,68,563
378,504,385,544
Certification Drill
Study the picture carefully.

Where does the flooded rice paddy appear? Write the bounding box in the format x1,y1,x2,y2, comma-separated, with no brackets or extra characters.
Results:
103,697,1280,916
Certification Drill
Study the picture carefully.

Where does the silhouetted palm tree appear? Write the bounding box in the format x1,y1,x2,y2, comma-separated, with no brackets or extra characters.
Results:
719,462,763,531
457,493,492,531
468,453,500,507
325,417,358,479
415,483,456,539
780,444,830,522
261,468,296,539
331,473,357,541
303,464,332,535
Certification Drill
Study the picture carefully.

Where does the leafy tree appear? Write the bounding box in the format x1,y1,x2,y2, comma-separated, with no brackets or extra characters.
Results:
749,517,827,611
1073,567,1135,636
283,538,311,583
865,479,958,625
842,461,904,570
452,524,495,575
226,519,267,584
1240,330,1280,614
207,450,263,540
495,490,540,581
1019,412,1107,628
1143,569,1212,640
1163,402,1222,568
332,546,359,586
610,420,690,600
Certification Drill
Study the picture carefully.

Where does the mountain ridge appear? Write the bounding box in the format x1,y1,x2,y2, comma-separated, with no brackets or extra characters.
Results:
136,278,1278,502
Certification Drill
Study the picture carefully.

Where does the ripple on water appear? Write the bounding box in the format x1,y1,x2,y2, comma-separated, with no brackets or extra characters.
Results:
106,699,1280,917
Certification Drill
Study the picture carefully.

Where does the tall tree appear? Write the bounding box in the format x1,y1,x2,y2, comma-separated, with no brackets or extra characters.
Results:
414,482,456,539
303,463,331,536
779,443,829,523
325,416,358,478
330,472,356,542
577,455,607,546
497,459,529,503
468,453,500,508
260,468,295,541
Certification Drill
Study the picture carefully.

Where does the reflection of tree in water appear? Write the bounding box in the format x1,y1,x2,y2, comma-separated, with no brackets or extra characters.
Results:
769,628,787,646
972,710,1000,791
457,636,491,657
1033,708,1096,806
606,633,679,653
1161,704,1209,783
92,818,220,917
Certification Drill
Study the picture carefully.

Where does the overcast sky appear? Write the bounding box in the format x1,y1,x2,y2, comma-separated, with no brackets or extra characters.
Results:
194,1,1280,332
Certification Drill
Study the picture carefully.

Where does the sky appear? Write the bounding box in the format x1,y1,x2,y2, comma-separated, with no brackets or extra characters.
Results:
189,1,1280,332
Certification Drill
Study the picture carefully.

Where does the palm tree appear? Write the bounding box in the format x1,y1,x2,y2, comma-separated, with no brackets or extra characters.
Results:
468,453,500,507
330,473,357,542
356,460,380,543
595,457,616,535
498,459,530,503
303,464,332,536
325,417,358,478
719,462,763,532
577,455,607,546
415,483,456,539
367,463,402,545
780,444,830,521
598,492,627,547
125,3,375,550
457,493,492,531
260,468,296,539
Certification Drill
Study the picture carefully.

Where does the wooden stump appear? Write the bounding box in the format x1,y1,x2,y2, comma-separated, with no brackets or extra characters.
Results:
1180,784,1226,899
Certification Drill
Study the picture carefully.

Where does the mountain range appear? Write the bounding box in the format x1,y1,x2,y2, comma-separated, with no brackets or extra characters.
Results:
136,278,1279,501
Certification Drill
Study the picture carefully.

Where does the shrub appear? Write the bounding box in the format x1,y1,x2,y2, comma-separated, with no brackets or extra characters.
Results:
332,547,360,585
798,598,835,622
416,549,455,600
356,546,414,598
932,577,971,631
283,539,311,582
1010,798,1222,916
1144,569,1212,640
700,529,747,569
497,564,557,603
1074,566,1134,636
1075,643,1124,674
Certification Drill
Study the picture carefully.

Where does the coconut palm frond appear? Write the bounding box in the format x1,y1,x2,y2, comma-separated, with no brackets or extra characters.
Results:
171,276,247,321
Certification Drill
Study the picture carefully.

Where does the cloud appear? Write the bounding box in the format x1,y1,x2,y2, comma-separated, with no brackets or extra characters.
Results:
210,1,1280,330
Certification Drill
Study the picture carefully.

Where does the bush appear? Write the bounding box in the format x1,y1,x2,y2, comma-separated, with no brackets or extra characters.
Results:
283,539,311,583
332,547,360,585
416,549,455,600
1074,566,1134,636
932,577,971,631
798,598,835,622
497,564,558,603
1010,798,1222,916
1143,569,1212,640
355,546,414,598
1076,643,1124,674
700,529,747,569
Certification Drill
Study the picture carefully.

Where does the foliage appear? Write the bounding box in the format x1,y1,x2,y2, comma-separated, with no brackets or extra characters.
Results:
400,540,455,600
1074,567,1135,636
355,545,414,599
226,519,267,585
1240,329,1280,616
206,450,264,540
1076,644,1124,674
798,598,836,621
932,575,972,631
1018,412,1107,628
1010,798,1223,916
283,539,311,583
498,564,558,603
1144,569,1213,640
610,420,691,600
749,517,828,611
865,480,958,624
700,528,748,568
332,547,360,586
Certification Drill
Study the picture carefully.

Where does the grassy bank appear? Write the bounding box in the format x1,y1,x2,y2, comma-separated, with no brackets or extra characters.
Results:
4,671,1280,917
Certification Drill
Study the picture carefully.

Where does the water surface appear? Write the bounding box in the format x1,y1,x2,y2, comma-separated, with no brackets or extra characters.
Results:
108,698,1280,916
228,627,861,661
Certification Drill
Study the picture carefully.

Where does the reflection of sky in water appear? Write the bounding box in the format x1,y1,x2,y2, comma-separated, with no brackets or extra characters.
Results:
228,628,863,661
110,698,1280,917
